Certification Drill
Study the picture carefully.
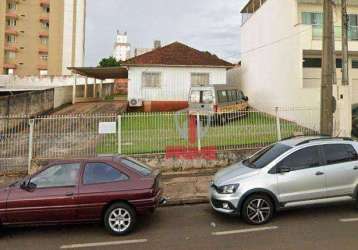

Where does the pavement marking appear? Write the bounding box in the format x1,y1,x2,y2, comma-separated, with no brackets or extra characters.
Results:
340,217,358,223
212,226,278,236
60,239,148,249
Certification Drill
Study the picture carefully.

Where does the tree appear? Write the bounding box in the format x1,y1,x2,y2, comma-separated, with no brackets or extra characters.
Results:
98,56,121,67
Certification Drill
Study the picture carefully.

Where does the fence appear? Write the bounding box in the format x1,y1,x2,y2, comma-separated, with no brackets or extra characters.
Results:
0,107,320,174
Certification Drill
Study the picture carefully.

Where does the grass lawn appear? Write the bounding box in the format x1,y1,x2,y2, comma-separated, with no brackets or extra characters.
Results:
97,111,317,155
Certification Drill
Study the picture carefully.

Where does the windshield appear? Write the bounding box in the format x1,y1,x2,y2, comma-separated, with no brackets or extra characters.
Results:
243,143,292,169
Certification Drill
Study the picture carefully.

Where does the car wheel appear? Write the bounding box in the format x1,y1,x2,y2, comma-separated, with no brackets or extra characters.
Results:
104,202,136,235
241,194,274,225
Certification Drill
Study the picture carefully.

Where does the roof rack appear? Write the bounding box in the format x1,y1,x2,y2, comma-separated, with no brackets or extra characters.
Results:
296,137,354,146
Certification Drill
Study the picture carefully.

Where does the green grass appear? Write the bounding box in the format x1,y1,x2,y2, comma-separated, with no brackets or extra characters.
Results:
96,112,316,155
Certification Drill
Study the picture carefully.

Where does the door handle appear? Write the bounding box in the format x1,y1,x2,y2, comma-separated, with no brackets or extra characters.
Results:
315,171,324,176
65,192,74,197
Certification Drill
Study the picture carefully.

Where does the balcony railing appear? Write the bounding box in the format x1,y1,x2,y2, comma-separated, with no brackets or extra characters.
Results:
312,25,358,41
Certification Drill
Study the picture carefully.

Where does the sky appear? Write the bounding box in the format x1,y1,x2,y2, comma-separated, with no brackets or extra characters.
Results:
85,0,248,66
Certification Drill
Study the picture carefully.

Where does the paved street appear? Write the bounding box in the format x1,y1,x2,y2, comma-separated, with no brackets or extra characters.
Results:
1,202,358,250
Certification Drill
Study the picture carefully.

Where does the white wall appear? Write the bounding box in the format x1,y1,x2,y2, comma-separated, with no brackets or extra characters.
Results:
54,86,73,108
128,66,227,101
62,0,74,75
74,0,86,68
240,0,321,129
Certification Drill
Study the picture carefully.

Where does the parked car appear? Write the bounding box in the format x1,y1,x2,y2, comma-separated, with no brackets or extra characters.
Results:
0,156,164,235
209,136,358,225
188,84,249,125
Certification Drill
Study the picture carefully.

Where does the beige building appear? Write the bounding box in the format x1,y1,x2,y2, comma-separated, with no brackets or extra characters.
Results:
0,0,86,76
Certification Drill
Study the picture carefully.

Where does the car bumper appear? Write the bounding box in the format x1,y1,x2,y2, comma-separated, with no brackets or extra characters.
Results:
131,189,163,214
209,185,241,215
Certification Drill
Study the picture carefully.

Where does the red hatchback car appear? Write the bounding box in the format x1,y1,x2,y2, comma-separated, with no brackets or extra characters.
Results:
0,156,163,235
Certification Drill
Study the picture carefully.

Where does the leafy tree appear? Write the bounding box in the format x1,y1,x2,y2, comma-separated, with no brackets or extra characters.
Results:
98,56,121,67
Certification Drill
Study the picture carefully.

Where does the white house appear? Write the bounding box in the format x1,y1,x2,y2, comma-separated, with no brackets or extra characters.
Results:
123,42,233,111
240,0,358,132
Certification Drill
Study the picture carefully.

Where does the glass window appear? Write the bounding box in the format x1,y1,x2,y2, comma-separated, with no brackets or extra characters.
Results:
8,2,16,10
5,51,16,60
217,90,228,103
322,144,358,165
6,35,16,43
191,73,210,86
142,72,161,88
279,146,321,171
302,12,323,25
243,143,292,169
7,19,16,27
83,163,128,185
202,90,213,104
40,37,49,45
31,163,81,188
120,158,152,176
349,14,358,27
237,90,244,100
303,58,342,68
190,90,200,103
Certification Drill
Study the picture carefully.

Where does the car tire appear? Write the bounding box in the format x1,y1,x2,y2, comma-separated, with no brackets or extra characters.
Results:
241,194,274,225
104,202,136,235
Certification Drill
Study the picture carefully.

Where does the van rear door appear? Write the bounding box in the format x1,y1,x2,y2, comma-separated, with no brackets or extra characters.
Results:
189,89,214,114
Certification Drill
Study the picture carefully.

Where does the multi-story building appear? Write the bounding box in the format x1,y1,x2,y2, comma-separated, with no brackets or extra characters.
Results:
113,31,131,62
0,0,86,76
240,0,358,132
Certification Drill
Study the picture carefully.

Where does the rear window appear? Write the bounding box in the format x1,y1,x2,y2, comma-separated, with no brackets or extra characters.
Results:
190,90,213,104
120,158,152,176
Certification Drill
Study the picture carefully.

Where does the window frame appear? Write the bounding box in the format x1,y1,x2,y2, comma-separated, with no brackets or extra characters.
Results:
82,162,129,186
30,163,82,189
191,72,210,86
321,143,358,166
142,72,161,88
274,145,323,173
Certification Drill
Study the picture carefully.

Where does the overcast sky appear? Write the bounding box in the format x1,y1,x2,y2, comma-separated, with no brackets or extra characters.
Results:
85,0,248,66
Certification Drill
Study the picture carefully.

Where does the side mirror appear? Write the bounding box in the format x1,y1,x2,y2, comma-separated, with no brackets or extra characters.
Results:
278,166,291,174
20,180,36,191
244,96,249,102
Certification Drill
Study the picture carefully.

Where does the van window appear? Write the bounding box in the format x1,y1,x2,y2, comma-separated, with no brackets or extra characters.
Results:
217,90,228,103
190,90,213,104
228,90,237,102
237,91,244,100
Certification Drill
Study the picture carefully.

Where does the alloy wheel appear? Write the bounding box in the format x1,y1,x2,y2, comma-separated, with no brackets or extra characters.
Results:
108,208,132,233
246,198,271,224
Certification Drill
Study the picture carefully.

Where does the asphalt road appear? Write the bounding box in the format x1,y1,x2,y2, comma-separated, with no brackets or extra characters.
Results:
1,202,358,250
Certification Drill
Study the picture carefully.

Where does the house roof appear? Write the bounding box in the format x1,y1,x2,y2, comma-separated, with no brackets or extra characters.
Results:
123,42,234,68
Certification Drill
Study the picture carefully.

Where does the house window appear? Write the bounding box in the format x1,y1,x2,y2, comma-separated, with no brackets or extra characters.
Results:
191,73,210,86
7,2,16,10
5,51,16,60
6,68,15,75
7,19,16,27
41,22,49,29
142,72,161,88
40,37,49,45
303,58,342,68
302,12,323,25
40,54,48,61
39,70,48,76
352,59,358,69
42,6,50,13
6,35,16,43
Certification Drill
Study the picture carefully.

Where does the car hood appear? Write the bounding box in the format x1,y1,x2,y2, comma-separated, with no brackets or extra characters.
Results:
214,161,260,186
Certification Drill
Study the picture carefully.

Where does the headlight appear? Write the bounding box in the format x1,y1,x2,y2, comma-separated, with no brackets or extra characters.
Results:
217,184,240,194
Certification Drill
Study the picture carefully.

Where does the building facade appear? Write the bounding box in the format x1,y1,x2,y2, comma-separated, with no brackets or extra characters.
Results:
0,0,86,76
240,0,358,130
124,42,233,112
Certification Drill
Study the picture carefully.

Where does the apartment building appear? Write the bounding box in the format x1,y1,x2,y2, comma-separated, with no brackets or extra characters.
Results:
240,0,358,116
0,0,86,76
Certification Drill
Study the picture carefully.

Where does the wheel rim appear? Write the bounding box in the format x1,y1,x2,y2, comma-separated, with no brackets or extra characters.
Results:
247,199,271,224
108,208,131,233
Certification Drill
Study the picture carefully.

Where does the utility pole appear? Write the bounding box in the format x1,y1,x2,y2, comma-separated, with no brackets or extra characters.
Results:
336,0,352,137
321,0,335,136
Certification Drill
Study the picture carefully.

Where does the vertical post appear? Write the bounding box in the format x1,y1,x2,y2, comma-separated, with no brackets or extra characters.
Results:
28,119,34,174
321,0,335,136
72,74,77,104
84,77,88,98
275,107,282,141
100,80,103,99
93,78,97,98
117,115,122,155
196,113,201,151
342,0,349,87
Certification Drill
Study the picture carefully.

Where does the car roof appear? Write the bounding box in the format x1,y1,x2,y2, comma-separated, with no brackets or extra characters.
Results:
279,136,354,147
46,155,126,164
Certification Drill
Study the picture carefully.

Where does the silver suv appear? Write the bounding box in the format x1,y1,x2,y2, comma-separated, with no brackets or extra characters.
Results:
209,136,358,225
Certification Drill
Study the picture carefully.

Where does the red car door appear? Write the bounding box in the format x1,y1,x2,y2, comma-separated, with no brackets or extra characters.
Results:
5,162,81,224
77,161,132,221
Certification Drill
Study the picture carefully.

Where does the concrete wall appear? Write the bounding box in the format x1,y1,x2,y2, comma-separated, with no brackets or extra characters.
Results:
0,89,54,117
227,66,242,88
54,86,73,108
128,66,227,102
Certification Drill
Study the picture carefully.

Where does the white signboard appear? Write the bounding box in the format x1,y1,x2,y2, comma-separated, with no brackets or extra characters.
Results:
98,122,117,134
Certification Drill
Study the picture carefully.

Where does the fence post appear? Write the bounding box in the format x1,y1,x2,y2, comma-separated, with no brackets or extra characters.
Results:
275,107,282,141
28,119,34,174
196,113,201,151
117,115,122,155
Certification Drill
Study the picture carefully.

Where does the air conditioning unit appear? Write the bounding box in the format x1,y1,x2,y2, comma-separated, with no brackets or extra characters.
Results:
129,98,143,107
